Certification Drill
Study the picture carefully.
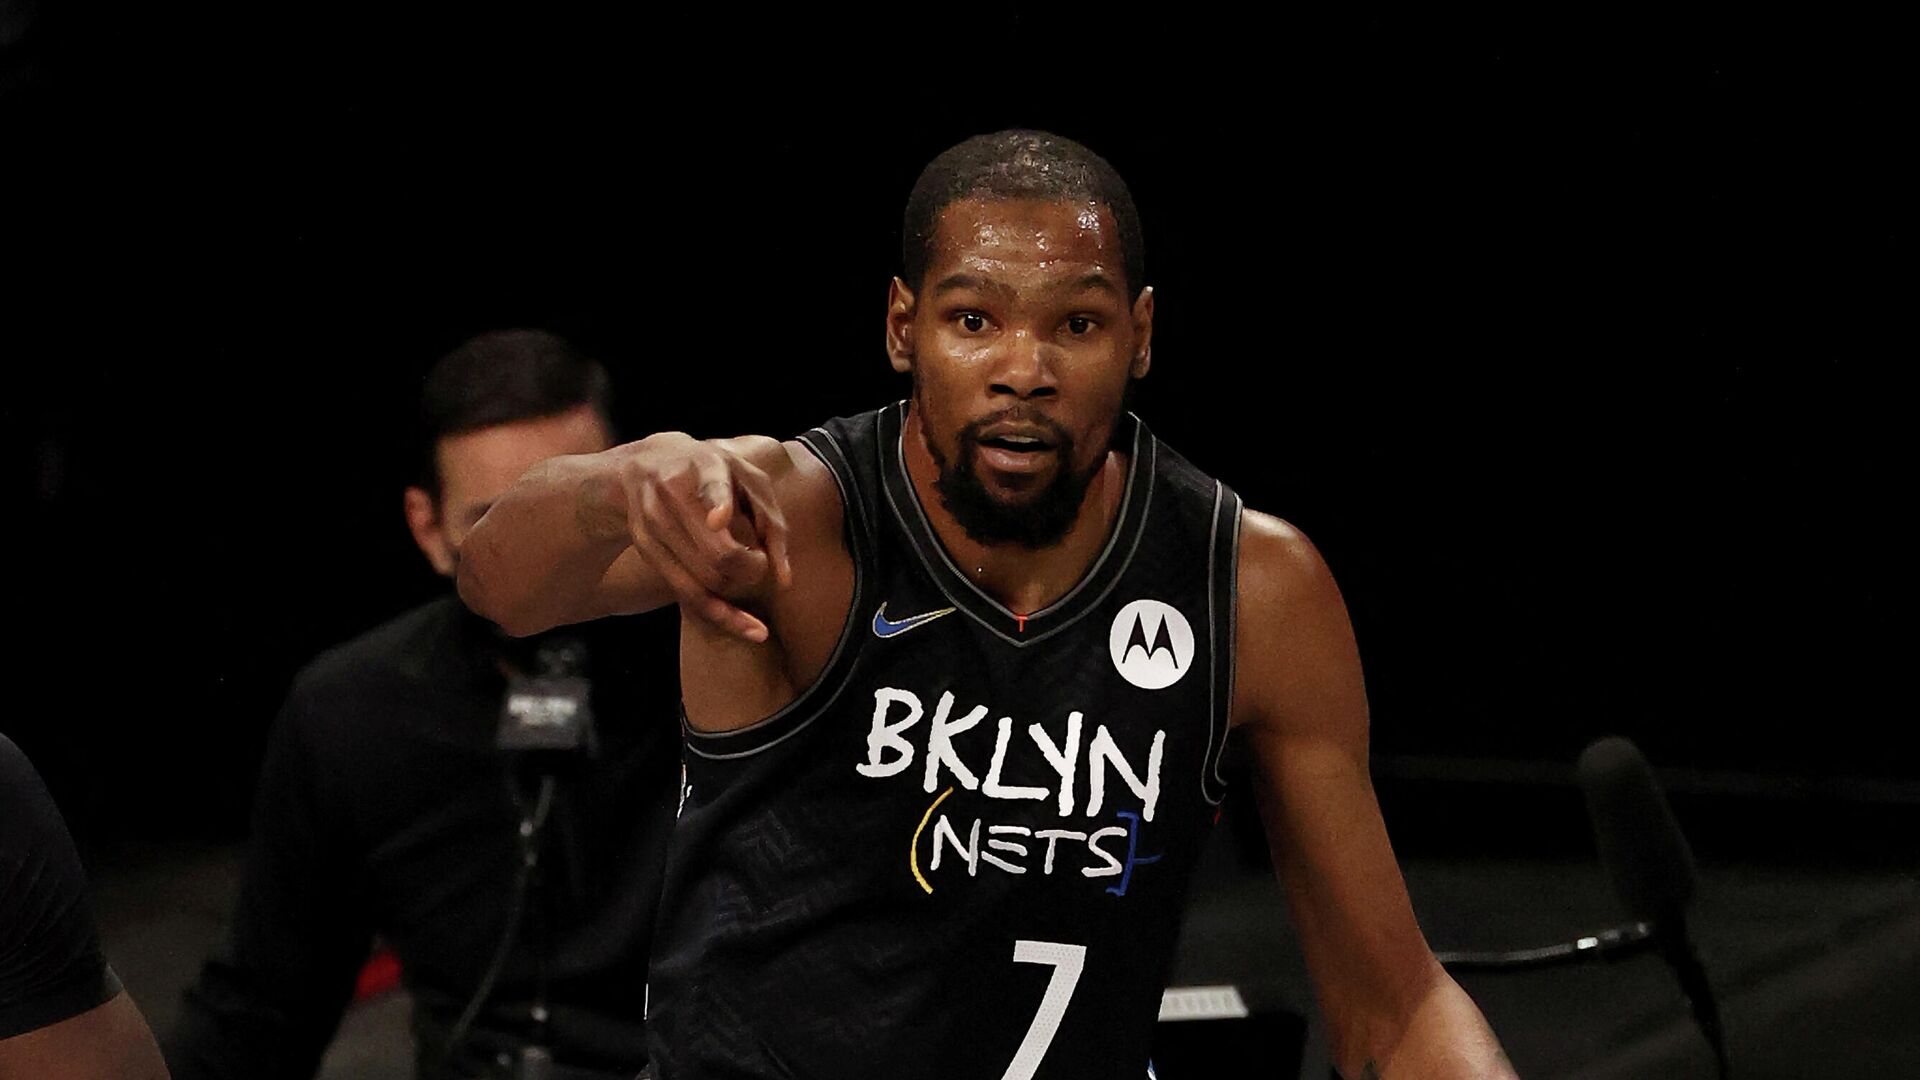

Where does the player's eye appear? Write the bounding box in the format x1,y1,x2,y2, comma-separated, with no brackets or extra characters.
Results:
957,312,988,333
1066,316,1095,335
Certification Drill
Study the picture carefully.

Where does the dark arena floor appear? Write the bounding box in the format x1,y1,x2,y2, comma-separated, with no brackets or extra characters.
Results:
93,771,1920,1079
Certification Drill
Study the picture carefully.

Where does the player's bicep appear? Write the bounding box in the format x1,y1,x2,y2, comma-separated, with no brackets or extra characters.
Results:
1229,512,1369,752
1231,513,1440,1055
1244,728,1438,1024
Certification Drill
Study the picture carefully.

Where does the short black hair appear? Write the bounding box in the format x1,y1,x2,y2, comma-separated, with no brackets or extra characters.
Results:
902,129,1146,299
415,328,613,498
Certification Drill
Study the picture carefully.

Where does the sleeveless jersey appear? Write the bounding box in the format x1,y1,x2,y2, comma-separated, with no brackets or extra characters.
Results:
647,402,1243,1080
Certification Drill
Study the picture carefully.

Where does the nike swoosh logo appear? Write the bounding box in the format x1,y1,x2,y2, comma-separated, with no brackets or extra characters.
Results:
872,602,958,638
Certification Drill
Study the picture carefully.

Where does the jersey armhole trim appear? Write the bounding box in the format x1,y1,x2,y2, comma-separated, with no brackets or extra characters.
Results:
681,428,871,761
1202,482,1242,805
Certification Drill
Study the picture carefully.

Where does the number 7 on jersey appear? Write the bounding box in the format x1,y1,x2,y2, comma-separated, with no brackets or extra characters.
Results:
1001,940,1087,1080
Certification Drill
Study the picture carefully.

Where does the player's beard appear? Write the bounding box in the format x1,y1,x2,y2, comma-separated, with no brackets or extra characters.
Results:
918,388,1102,550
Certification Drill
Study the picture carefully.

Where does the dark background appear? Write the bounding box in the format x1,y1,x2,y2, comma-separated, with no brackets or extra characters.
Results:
4,9,1906,855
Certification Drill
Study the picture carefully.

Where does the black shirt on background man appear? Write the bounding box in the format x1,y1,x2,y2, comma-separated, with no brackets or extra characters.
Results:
165,597,679,1079
166,330,682,1080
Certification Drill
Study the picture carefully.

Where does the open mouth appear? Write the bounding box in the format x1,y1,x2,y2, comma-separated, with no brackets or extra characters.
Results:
977,434,1055,454
973,430,1059,476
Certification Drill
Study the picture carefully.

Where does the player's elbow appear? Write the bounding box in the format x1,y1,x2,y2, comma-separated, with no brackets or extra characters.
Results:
455,545,549,638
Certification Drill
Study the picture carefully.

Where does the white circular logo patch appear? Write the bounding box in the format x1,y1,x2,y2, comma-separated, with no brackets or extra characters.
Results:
1108,599,1195,690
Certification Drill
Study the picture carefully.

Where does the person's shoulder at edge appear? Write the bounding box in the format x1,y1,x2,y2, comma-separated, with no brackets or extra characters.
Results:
0,736,170,1080
0,732,57,824
0,733,119,1026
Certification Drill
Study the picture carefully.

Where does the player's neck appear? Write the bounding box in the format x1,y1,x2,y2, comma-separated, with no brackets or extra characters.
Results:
902,409,1127,616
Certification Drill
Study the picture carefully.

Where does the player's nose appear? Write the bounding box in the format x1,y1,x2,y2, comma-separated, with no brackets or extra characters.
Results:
987,328,1059,399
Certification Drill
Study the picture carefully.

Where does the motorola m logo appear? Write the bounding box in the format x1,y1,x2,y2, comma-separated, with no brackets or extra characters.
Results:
1123,613,1181,668
1108,600,1195,690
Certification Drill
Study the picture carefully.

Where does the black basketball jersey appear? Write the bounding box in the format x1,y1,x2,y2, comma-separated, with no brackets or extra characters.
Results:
647,402,1243,1080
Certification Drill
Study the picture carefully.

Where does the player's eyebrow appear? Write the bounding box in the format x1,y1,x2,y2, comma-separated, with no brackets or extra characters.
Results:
1067,271,1123,297
929,272,998,297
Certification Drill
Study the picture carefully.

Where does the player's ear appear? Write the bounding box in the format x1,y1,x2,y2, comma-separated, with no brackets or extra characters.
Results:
886,276,917,374
1129,285,1154,379
404,486,458,578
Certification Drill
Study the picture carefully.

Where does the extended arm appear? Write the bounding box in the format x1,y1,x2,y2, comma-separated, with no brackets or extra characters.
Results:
1232,512,1515,1079
458,433,793,640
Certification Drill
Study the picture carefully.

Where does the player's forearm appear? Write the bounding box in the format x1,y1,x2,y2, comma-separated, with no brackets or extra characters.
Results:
1344,972,1516,1079
458,447,647,636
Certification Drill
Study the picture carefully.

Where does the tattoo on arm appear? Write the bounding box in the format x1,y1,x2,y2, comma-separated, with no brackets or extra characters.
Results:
1359,1062,1381,1080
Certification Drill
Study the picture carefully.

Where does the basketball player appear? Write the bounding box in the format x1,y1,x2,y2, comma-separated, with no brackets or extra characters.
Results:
460,131,1516,1079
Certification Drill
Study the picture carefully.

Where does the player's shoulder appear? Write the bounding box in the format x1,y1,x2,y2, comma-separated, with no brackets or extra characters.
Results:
1234,508,1342,614
774,403,900,532
1228,510,1368,736
700,431,842,510
774,436,837,491
720,434,846,553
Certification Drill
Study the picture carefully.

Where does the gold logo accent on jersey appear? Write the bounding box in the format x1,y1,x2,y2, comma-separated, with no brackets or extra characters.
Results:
911,787,955,894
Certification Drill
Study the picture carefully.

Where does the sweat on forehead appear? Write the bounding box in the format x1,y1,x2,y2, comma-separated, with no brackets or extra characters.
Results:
926,197,1124,271
902,129,1146,297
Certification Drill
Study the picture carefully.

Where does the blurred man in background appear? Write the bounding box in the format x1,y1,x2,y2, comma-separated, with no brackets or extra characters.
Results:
1,733,172,1079
165,330,681,1080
